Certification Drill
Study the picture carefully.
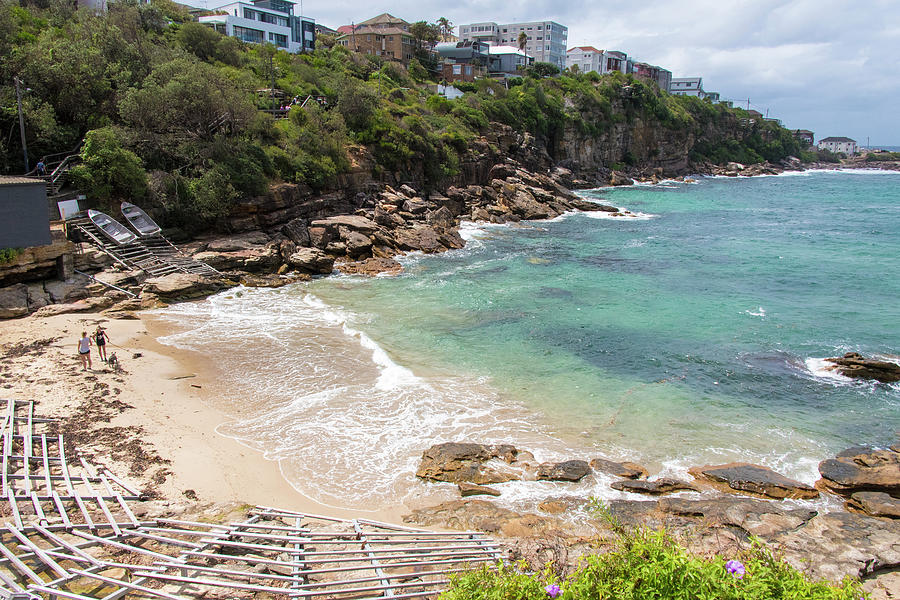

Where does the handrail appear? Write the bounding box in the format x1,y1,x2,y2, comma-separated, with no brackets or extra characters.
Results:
49,154,80,181
73,269,137,298
25,145,81,176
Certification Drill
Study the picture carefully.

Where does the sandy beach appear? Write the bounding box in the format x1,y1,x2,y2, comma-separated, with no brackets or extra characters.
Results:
0,308,405,522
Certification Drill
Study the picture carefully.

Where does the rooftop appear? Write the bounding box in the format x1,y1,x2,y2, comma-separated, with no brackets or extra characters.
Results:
568,45,602,53
488,45,531,57
0,176,44,186
358,13,409,27
336,26,412,38
820,136,856,142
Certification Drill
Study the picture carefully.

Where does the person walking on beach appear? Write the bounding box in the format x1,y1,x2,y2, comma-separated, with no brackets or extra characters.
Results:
94,326,109,362
77,331,92,371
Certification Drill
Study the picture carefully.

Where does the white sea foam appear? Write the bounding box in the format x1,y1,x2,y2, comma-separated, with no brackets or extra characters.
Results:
743,306,766,317
151,284,859,514
773,168,900,178
347,324,421,390
581,210,656,220
457,219,511,241
804,358,852,383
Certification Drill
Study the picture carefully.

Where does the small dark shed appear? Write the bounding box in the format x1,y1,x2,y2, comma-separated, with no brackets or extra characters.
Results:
0,176,51,248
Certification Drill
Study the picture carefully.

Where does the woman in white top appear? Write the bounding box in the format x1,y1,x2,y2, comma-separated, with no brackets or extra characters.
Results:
77,331,92,371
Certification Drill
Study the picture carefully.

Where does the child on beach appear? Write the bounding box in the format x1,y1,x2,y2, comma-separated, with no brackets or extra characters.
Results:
94,326,110,362
77,331,92,371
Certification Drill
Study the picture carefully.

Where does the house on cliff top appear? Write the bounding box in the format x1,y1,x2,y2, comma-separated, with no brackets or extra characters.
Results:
818,137,857,154
195,0,315,53
335,14,417,65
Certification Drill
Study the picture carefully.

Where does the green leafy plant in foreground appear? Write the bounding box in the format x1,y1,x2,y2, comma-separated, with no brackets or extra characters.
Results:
441,527,865,600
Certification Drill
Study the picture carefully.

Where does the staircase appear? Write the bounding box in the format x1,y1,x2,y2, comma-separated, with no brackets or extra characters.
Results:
66,215,220,278
28,146,81,197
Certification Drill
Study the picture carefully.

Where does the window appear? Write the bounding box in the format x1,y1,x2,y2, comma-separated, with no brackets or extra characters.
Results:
242,8,255,19
268,31,288,47
537,36,542,40
233,25,264,43
537,25,542,29
453,64,462,74
502,28,507,32
465,65,472,75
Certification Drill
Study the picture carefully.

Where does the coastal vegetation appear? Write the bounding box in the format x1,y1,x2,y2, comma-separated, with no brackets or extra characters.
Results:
442,528,865,600
2,0,811,233
865,151,900,162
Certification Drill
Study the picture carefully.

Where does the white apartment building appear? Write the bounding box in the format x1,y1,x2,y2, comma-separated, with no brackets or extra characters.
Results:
197,0,315,53
669,77,704,96
818,137,858,154
458,20,568,70
566,46,602,73
565,47,628,75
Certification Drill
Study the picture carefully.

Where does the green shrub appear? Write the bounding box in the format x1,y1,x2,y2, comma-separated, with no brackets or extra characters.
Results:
0,248,23,263
442,529,865,600
69,126,148,203
865,151,900,161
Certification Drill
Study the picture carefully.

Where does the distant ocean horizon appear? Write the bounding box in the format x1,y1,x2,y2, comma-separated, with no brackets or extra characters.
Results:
155,169,900,514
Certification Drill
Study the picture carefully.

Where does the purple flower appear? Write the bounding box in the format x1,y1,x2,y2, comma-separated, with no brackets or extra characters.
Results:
545,583,561,598
725,560,746,579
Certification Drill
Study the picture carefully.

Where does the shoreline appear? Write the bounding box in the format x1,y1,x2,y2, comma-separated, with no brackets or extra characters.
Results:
0,309,410,523
1,169,898,595
3,169,898,517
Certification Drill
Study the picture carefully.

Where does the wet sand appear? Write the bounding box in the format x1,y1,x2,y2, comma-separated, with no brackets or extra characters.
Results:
0,309,407,522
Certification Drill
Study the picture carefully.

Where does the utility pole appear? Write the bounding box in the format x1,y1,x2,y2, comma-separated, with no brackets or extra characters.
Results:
14,76,29,173
746,98,750,111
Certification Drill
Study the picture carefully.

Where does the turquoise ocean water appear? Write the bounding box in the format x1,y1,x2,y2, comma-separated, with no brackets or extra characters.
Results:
156,169,899,512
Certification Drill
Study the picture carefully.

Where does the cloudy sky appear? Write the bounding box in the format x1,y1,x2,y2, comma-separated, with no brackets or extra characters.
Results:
306,0,900,145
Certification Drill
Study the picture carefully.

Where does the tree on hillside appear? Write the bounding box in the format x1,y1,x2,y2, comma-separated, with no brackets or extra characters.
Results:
528,62,560,78
410,20,440,51
436,16,453,41
409,20,440,76
517,31,527,51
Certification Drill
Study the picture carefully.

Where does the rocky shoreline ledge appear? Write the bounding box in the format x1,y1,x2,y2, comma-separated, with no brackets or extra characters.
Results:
406,440,900,596
5,152,896,320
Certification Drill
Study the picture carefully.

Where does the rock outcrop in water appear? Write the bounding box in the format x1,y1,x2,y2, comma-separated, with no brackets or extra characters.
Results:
689,462,819,500
611,478,699,495
817,445,900,501
536,460,591,482
822,352,900,383
415,442,522,485
589,458,648,479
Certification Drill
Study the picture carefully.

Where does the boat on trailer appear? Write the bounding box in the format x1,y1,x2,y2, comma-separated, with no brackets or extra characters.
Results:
121,201,162,236
88,209,137,245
